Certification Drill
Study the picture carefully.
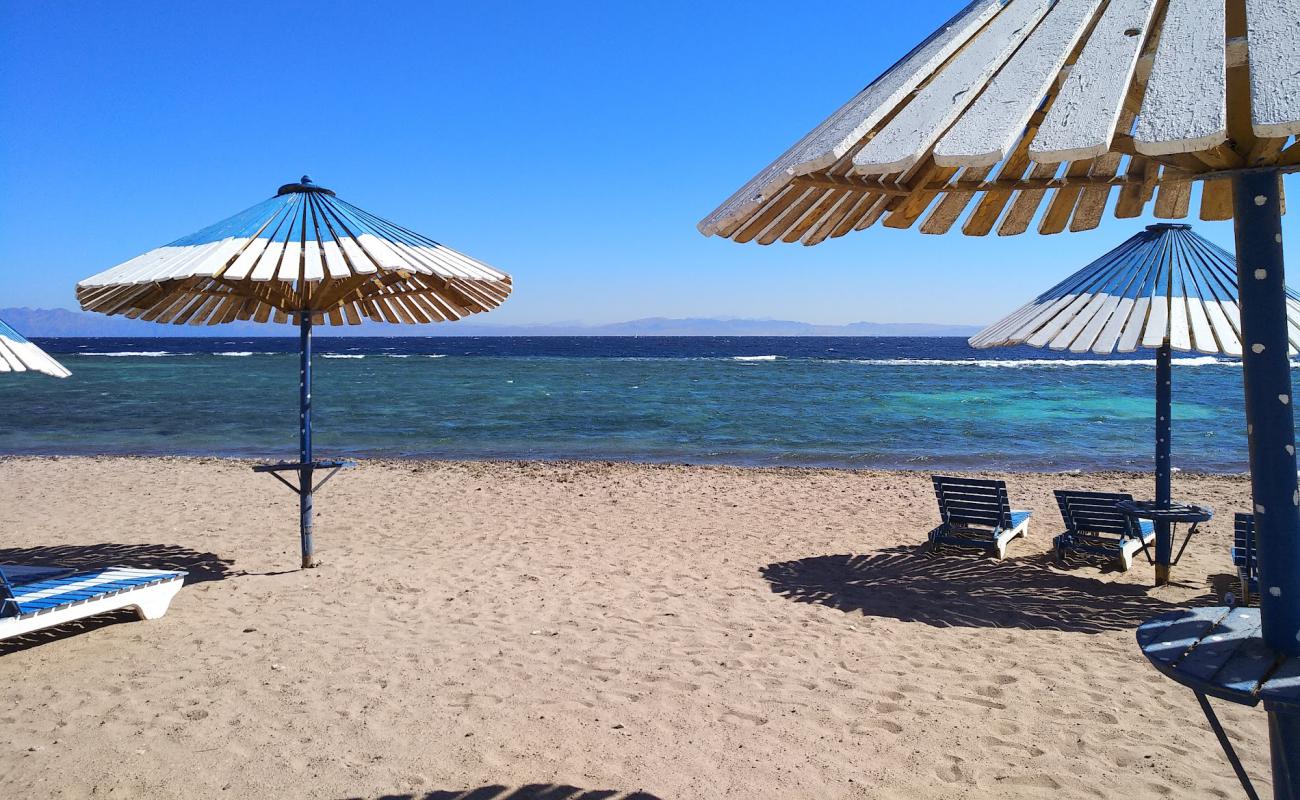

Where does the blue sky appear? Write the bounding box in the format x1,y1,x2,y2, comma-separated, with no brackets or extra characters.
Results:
2,0,1294,326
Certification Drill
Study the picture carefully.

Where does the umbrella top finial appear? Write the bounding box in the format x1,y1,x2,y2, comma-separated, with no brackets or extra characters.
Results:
276,176,336,196
1146,223,1192,232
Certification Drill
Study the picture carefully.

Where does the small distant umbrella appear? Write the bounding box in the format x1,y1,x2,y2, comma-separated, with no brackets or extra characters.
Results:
0,317,70,378
972,223,1300,581
76,177,512,567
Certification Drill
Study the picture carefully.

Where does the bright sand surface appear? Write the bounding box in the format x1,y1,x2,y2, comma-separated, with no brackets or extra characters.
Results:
0,457,1270,799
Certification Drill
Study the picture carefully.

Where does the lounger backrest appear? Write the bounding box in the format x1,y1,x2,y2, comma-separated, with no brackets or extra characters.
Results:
1234,513,1257,578
1054,490,1139,538
0,566,15,618
932,476,1013,530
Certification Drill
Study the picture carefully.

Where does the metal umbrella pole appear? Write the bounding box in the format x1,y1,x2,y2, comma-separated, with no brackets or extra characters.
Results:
298,310,316,569
1153,340,1173,585
252,310,352,569
1233,170,1300,788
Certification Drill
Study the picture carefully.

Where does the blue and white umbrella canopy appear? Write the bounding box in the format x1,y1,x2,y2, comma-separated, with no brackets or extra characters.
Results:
970,224,1300,356
76,177,511,325
0,317,69,378
74,177,513,570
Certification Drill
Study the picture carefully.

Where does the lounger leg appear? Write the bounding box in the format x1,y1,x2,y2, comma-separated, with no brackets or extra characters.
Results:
130,582,184,620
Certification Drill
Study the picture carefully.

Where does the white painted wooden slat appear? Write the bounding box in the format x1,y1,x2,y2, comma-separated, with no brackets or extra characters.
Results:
1092,297,1137,353
1245,0,1300,137
1072,293,1125,352
1203,300,1241,355
320,240,351,279
1133,0,1227,156
1049,292,1111,350
276,240,303,282
1025,294,1094,346
1116,297,1150,352
934,0,1103,167
1004,296,1081,342
250,239,285,282
700,0,1004,235
1030,0,1160,163
1185,297,1217,353
854,0,1053,175
1142,295,1169,348
222,238,272,281
302,239,324,282
336,236,378,275
1168,297,1192,351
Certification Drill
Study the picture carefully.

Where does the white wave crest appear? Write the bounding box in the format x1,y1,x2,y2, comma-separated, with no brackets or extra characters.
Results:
81,351,176,357
732,355,783,362
216,351,254,357
426,354,447,358
322,354,365,359
845,356,1237,368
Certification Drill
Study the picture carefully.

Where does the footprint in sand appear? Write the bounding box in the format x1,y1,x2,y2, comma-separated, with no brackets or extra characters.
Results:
852,718,903,735
721,709,768,726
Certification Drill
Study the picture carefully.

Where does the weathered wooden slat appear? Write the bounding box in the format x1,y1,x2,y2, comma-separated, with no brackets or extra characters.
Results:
998,162,1059,235
1133,0,1227,156
1115,156,1155,217
1245,0,1300,138
1153,174,1193,218
698,0,1004,236
933,0,1104,168
1038,159,1096,234
854,0,1053,175
1030,0,1160,163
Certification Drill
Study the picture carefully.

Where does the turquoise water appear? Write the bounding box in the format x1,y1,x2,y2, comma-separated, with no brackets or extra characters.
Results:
1,336,1253,472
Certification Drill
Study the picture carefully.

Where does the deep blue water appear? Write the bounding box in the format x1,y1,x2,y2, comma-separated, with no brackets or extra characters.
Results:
1,336,1255,472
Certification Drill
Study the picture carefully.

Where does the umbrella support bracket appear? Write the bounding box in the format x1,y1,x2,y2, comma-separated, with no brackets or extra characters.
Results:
252,460,357,496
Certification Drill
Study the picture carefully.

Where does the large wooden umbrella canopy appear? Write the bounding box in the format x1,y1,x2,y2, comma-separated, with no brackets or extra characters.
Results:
0,317,70,378
699,0,1299,244
77,177,512,567
701,0,1300,788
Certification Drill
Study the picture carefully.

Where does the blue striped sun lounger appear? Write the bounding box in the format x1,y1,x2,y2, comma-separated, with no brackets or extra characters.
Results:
1231,513,1258,606
929,476,1031,559
0,565,186,642
1053,490,1155,572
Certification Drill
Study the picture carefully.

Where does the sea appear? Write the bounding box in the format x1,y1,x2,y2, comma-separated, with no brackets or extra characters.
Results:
2,336,1256,473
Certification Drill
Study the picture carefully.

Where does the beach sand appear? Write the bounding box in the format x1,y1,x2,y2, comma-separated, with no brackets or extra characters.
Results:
0,456,1268,799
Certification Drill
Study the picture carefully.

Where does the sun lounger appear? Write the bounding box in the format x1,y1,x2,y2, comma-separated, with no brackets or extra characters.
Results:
0,565,186,642
929,476,1030,559
1053,490,1155,571
1231,513,1258,605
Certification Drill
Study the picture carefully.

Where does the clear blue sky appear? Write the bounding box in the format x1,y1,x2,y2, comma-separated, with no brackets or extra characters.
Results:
2,1,1294,326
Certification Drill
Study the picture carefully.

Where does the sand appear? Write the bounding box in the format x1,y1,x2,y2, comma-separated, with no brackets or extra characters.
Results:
0,456,1270,799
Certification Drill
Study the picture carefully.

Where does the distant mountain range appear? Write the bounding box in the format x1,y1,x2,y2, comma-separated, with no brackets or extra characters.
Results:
1,307,983,338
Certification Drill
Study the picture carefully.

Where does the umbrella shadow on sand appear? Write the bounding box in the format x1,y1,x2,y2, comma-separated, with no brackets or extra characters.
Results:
0,543,235,655
0,542,234,585
761,546,1210,634
351,786,664,800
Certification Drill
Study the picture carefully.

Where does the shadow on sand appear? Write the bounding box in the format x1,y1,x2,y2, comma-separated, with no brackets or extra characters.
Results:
0,543,233,655
351,786,664,800
0,542,234,585
761,545,1209,633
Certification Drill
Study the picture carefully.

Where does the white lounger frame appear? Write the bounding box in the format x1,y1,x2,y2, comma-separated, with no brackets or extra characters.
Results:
0,572,185,642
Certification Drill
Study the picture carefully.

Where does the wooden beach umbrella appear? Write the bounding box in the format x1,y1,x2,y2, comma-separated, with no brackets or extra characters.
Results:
77,177,512,568
700,0,1300,787
0,317,70,378
972,222,1300,582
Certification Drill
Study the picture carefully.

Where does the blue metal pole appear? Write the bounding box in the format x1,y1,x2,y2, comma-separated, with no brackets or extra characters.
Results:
1233,171,1300,652
1154,341,1173,585
299,310,316,569
1233,171,1300,800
